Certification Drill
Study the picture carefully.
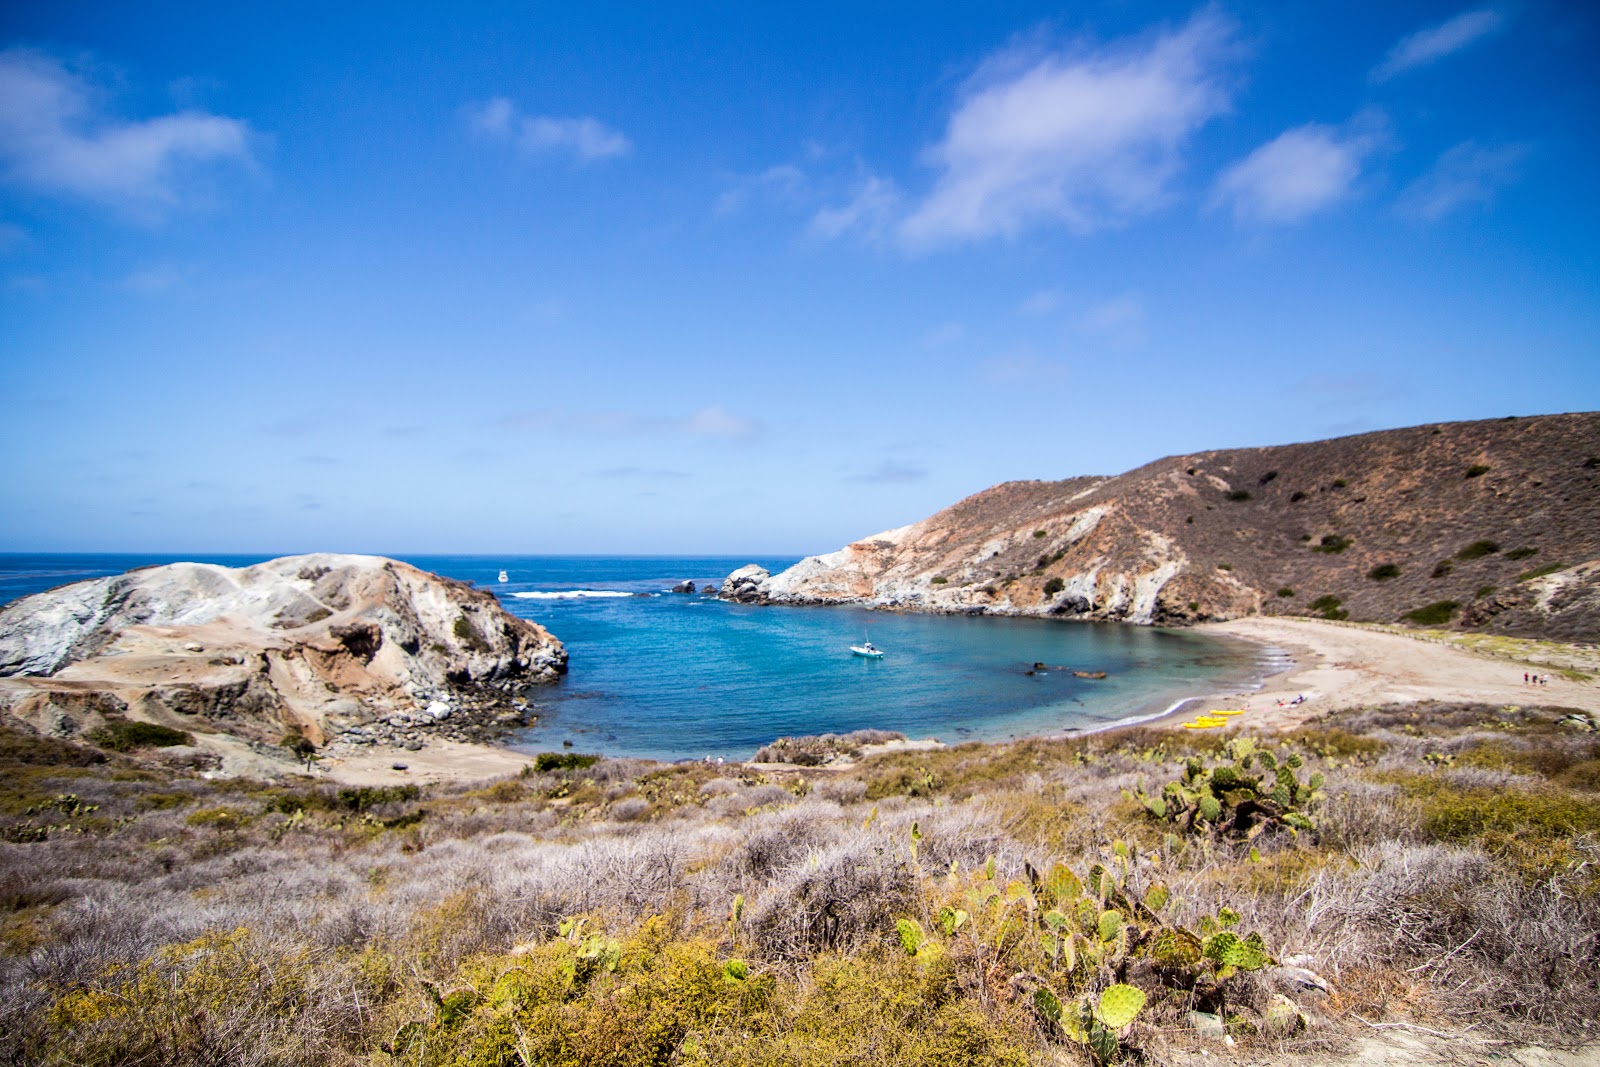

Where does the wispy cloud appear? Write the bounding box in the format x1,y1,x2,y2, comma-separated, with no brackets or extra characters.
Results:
466,97,630,163
0,48,255,217
1080,294,1145,346
899,10,1237,247
810,173,900,240
501,405,761,441
1020,288,1063,314
1371,8,1504,82
923,321,965,347
848,460,927,484
121,262,187,293
1399,141,1526,220
589,466,693,480
258,417,321,437
715,164,808,216
979,351,1070,385
1211,116,1385,224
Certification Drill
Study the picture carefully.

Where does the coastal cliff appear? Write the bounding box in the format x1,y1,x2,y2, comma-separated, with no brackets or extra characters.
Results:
726,413,1600,637
0,554,566,753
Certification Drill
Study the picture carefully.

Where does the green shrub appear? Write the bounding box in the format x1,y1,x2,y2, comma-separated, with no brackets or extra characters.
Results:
1367,563,1400,581
1401,601,1461,626
1517,563,1566,582
1431,559,1454,578
1042,577,1065,597
1505,547,1539,561
1475,585,1497,599
86,718,193,752
1276,587,1294,598
1258,470,1277,484
336,785,420,811
534,752,602,772
1455,540,1499,561
1465,464,1490,478
1312,535,1350,554
452,614,491,652
1033,529,1047,538
1332,478,1348,488
1226,490,1252,501
930,576,948,585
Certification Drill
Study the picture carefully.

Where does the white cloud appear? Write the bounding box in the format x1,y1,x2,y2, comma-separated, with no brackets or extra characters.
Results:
1211,119,1383,224
810,174,899,240
0,48,254,215
1020,288,1063,314
715,164,808,215
501,404,760,440
899,10,1236,247
1399,141,1526,220
979,351,1070,385
1372,8,1504,82
1080,295,1145,346
847,460,927,484
121,263,185,293
467,97,630,163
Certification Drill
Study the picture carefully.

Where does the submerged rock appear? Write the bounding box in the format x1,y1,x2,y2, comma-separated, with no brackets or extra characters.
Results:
0,553,567,751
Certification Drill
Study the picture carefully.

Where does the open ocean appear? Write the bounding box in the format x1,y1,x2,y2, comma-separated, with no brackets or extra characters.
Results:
0,553,1274,761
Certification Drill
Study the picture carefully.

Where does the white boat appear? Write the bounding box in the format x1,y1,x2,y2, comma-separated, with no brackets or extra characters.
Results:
850,640,884,658
497,569,509,583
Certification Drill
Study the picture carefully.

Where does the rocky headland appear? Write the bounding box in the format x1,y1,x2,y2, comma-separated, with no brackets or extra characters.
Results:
0,554,567,769
723,413,1600,638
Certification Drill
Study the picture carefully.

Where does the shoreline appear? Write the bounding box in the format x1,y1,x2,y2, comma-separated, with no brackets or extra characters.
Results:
238,615,1599,784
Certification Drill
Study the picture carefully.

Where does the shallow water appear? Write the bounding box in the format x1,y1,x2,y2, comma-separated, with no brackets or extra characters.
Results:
0,554,1269,761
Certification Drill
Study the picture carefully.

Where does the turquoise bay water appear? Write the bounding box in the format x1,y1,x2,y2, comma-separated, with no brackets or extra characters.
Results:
0,554,1268,761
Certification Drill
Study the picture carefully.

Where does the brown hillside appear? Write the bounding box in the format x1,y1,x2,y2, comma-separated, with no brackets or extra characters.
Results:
750,412,1600,638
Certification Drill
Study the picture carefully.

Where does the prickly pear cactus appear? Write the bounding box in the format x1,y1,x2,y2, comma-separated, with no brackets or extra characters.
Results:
1124,738,1325,840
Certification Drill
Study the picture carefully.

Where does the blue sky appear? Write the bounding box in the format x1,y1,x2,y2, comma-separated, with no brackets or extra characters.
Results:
1,2,1596,554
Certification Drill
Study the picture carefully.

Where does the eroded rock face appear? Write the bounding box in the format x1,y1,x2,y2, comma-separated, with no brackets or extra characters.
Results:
0,554,567,746
722,413,1600,634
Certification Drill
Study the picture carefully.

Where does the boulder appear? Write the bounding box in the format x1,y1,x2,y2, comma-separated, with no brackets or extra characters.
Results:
718,564,771,604
670,580,696,594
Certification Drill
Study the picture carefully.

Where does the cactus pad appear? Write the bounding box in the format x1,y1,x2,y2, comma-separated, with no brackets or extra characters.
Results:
895,918,926,955
1151,928,1202,969
1096,983,1147,1030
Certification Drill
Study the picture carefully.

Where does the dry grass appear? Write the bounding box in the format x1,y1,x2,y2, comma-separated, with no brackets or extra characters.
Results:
3,700,1599,1064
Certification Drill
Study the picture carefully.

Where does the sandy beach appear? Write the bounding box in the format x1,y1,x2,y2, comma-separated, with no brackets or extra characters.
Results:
1189,616,1600,731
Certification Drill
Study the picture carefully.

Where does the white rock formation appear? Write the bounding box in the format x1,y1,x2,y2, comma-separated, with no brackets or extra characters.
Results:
0,554,566,746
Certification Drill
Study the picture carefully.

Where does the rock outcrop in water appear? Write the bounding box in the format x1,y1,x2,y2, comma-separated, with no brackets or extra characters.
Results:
0,554,567,750
723,413,1600,637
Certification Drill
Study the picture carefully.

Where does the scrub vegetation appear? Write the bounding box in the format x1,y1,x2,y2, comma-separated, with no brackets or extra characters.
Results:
3,700,1599,1065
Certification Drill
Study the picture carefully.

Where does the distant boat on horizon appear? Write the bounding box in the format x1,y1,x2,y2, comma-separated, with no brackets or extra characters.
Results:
498,569,509,583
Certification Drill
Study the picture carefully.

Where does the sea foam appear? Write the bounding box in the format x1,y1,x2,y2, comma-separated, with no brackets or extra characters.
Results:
511,589,639,600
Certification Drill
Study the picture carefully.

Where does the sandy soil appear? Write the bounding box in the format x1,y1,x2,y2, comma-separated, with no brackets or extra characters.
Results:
1186,617,1600,732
